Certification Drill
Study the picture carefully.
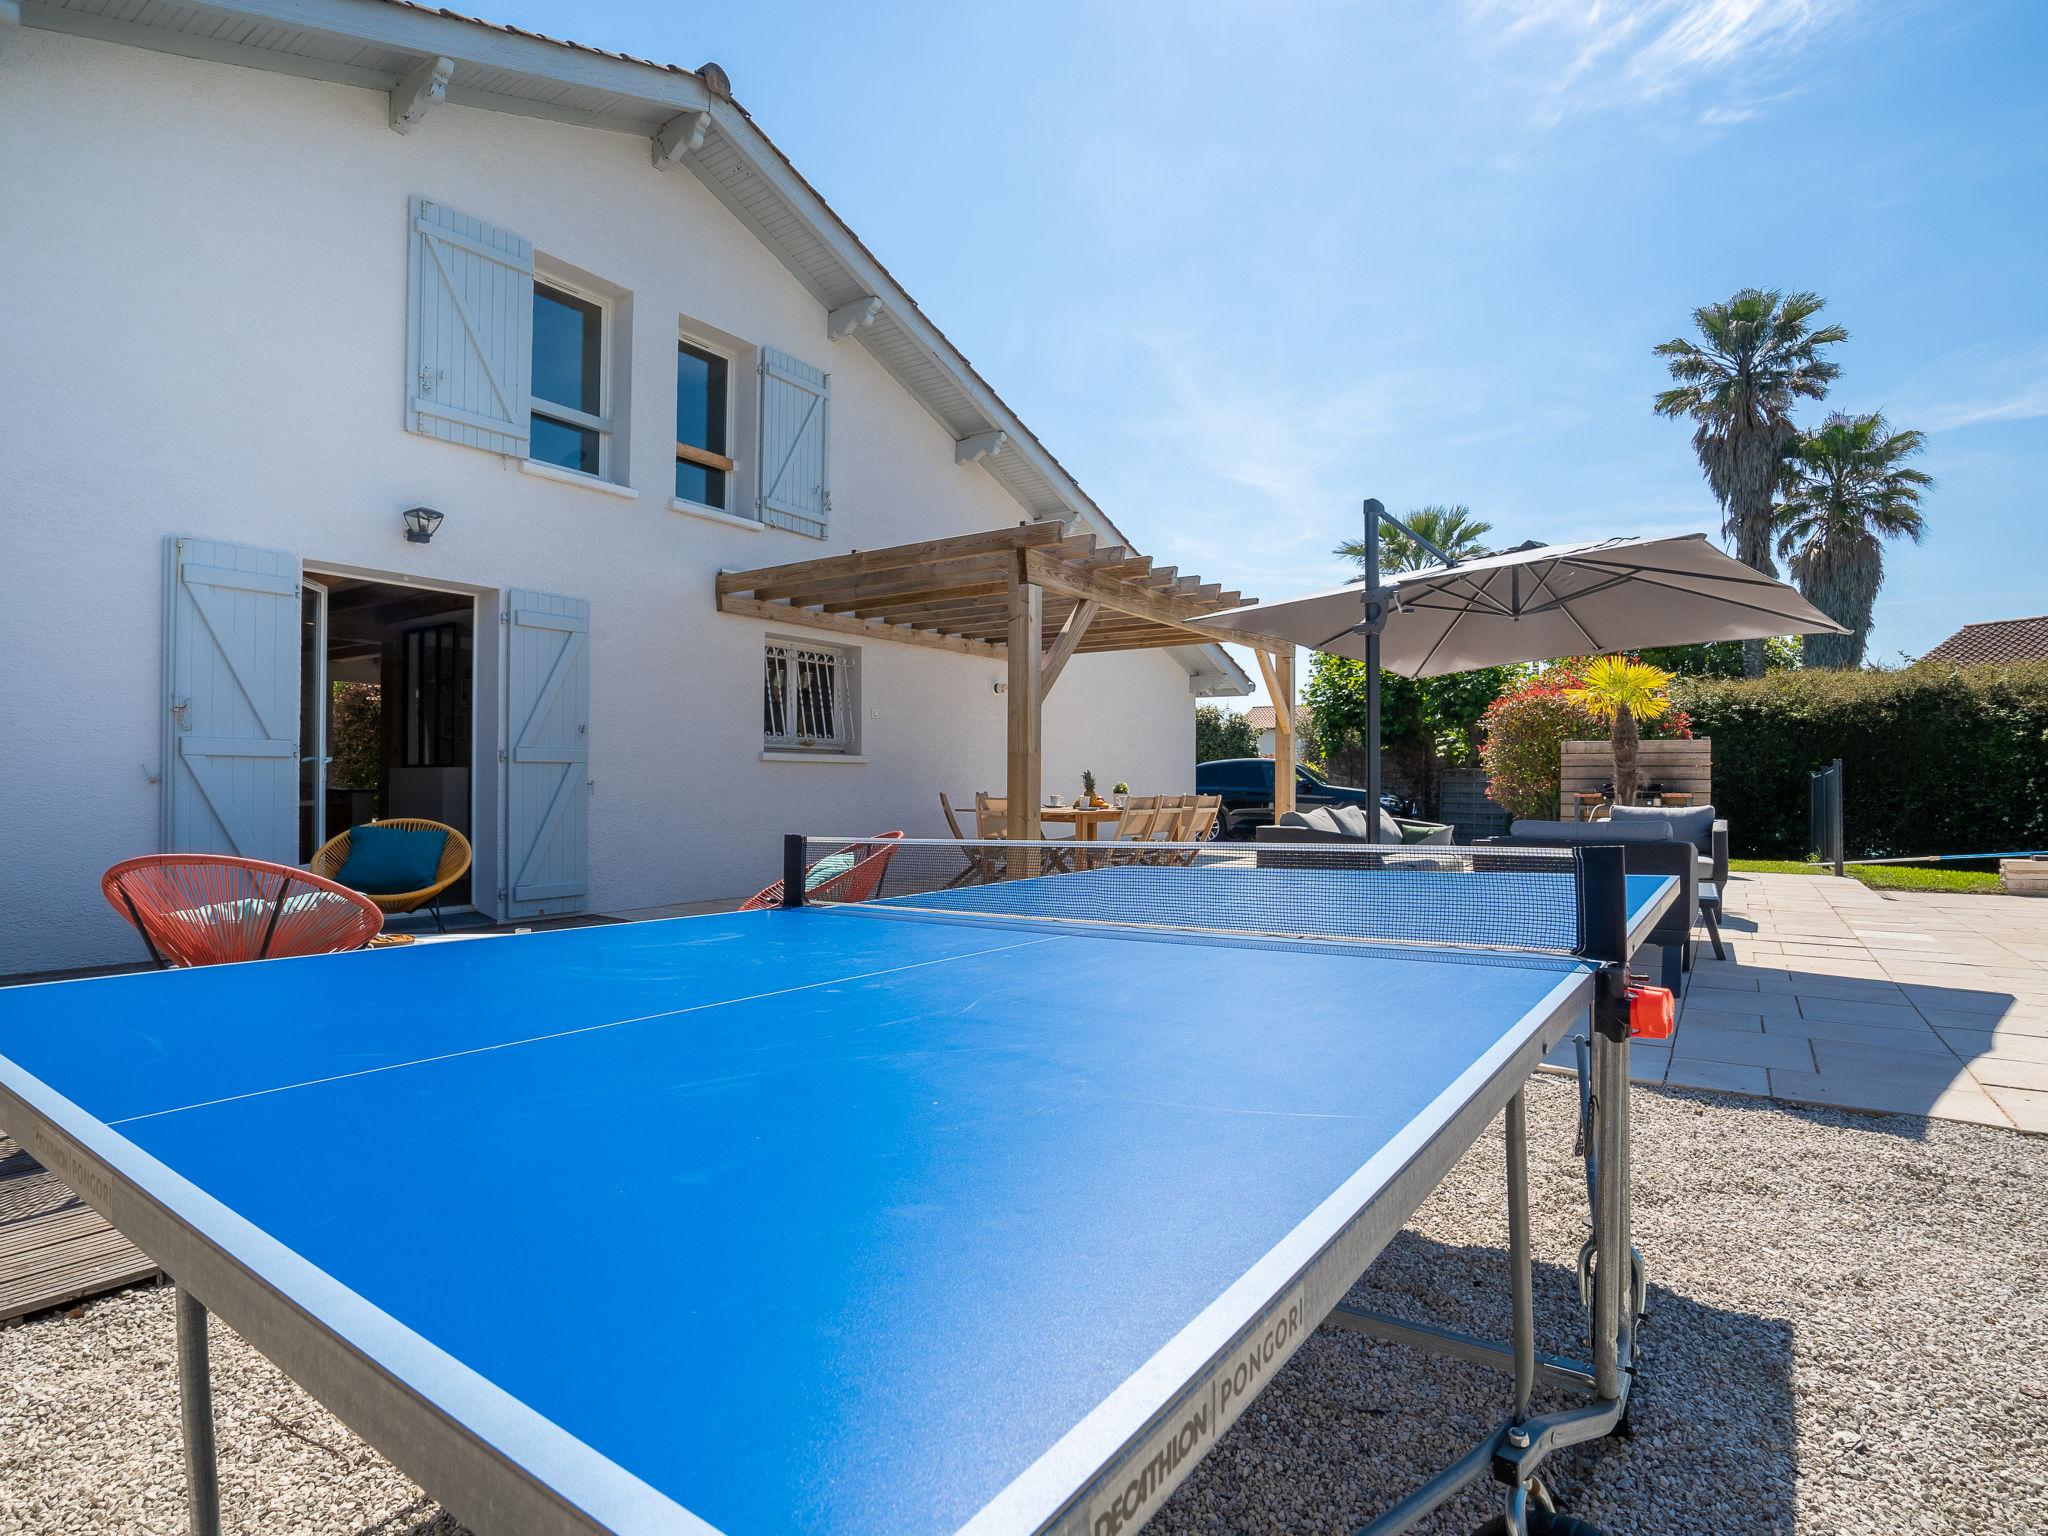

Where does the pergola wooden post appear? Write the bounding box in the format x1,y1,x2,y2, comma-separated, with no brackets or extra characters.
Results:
716,521,1290,856
1006,556,1044,849
1254,648,1297,819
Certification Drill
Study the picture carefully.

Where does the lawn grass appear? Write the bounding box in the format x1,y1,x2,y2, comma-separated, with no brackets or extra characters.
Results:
1728,857,2005,894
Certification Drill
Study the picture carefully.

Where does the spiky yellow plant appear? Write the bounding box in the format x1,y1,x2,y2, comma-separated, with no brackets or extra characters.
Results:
1565,656,1675,807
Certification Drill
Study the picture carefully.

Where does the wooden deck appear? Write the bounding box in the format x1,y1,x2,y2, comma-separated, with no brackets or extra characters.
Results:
0,1134,159,1322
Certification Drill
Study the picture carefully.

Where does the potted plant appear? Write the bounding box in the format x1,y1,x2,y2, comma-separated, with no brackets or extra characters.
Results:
1564,656,1675,807
1111,780,1130,809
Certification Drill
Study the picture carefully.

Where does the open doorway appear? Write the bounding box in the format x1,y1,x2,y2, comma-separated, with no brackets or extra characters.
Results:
299,575,476,908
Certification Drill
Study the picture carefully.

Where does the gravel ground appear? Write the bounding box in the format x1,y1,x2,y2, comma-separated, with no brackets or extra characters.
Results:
3,1078,2044,1535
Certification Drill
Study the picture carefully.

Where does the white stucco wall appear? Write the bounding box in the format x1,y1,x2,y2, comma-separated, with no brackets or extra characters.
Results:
0,30,1199,974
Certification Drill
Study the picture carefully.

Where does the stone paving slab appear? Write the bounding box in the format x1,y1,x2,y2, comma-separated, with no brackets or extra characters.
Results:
1632,871,2048,1132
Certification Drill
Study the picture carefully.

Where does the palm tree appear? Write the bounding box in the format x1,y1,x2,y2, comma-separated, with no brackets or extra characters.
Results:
1565,656,1674,807
1775,412,1931,669
1335,504,1494,578
1653,288,1847,676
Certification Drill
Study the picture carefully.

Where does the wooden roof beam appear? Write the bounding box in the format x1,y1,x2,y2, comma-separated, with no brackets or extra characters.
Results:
815,577,1012,615
715,521,1066,596
743,556,1015,605
1039,599,1100,696
1025,550,1292,652
717,593,1006,659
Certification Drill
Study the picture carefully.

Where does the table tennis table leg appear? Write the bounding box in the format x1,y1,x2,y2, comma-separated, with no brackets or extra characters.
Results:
1506,1087,1535,1428
175,1285,221,1536
1589,1013,1629,1401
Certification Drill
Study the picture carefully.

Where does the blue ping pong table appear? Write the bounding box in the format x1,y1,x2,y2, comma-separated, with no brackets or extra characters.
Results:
0,840,1676,1536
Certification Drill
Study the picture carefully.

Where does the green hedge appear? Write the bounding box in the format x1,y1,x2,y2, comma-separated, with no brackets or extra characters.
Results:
1671,663,2048,859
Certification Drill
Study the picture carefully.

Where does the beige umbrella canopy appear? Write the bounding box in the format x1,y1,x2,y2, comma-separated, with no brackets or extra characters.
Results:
1203,506,1847,834
1204,532,1846,679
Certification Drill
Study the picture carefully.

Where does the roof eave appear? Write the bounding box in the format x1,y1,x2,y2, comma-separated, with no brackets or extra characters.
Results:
21,0,1219,676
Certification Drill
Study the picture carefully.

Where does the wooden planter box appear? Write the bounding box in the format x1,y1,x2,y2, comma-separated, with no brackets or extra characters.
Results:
1560,738,1713,814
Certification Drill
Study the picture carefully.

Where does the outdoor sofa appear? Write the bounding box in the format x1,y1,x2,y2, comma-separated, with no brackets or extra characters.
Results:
1476,816,1704,991
1255,805,1455,847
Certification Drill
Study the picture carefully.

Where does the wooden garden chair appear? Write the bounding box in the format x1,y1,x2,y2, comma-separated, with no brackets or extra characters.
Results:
1104,796,1167,867
1162,795,1223,862
975,793,1072,876
310,818,473,932
103,854,383,968
940,793,1006,888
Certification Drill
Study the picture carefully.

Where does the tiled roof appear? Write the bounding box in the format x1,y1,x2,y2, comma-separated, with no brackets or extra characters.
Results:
1922,616,2048,666
1243,705,1277,730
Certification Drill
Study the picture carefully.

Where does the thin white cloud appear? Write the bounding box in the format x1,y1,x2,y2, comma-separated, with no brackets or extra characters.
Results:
1893,345,2048,433
1916,384,2048,433
1470,0,1860,124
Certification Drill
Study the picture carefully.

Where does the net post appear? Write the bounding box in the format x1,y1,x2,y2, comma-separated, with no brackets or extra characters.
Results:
781,834,807,908
1579,843,1628,973
1578,842,1632,1403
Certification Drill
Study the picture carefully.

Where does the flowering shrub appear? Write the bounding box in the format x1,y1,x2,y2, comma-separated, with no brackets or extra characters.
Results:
1476,683,1599,822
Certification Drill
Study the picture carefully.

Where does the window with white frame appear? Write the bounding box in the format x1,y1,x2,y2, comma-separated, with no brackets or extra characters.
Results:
530,279,612,477
763,639,858,753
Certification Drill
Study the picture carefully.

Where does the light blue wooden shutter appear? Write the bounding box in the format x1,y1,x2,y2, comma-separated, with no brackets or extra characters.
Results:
758,346,830,537
162,536,300,861
504,591,590,917
407,195,533,457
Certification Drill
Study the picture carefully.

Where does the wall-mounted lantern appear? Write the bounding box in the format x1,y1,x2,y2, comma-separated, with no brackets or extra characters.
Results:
402,506,445,544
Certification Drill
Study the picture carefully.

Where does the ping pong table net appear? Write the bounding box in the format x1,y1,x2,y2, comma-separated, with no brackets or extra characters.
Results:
788,836,1593,957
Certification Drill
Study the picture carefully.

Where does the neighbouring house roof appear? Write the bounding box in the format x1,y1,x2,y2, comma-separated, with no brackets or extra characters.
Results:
1242,705,1311,731
1922,615,2048,667
16,0,1250,695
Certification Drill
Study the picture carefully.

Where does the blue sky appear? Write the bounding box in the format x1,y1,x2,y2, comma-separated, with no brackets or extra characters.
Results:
501,1,2044,694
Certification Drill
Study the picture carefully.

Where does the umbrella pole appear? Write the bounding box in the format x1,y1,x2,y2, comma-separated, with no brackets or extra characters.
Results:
1363,498,1384,842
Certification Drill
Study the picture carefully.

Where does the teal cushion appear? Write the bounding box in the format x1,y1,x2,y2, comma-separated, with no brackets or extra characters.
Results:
803,851,858,891
338,825,447,896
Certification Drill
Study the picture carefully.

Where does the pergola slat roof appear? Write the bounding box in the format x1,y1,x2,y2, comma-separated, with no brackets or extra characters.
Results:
716,520,1285,659
716,520,1302,845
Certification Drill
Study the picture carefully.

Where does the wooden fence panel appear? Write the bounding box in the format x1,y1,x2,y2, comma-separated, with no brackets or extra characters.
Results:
1560,738,1713,809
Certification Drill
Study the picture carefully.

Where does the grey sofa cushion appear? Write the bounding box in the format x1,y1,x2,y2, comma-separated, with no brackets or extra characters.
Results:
1282,806,1344,836
1378,806,1405,841
1331,805,1374,839
1508,817,1675,844
1610,802,1716,856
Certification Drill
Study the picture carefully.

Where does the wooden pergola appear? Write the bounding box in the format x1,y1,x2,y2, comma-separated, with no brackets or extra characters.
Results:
717,520,1301,840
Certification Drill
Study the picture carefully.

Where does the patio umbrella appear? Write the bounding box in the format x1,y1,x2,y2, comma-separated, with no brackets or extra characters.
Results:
1204,501,1848,830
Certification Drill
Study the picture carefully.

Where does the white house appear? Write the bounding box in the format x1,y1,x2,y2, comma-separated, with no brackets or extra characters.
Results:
0,0,1250,975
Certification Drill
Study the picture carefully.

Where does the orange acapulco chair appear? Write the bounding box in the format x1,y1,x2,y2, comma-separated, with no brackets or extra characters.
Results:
739,833,904,911
103,855,384,968
310,818,473,933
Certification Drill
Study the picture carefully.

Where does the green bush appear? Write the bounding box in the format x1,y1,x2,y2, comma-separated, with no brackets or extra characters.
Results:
1673,662,2048,859
1195,704,1260,763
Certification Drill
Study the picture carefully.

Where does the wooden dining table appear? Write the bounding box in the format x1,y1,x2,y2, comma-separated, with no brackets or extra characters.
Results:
1039,804,1121,870
1040,804,1122,840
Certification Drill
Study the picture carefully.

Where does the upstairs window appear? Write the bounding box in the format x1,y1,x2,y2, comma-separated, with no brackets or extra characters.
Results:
530,280,611,477
675,341,734,510
763,640,857,753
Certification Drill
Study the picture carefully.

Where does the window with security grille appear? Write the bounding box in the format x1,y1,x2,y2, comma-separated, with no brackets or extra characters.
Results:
763,641,857,752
